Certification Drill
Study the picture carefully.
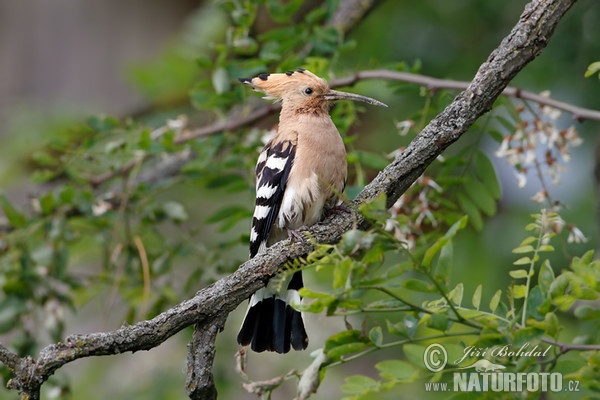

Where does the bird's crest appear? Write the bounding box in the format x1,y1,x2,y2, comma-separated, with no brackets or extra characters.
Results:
239,68,330,102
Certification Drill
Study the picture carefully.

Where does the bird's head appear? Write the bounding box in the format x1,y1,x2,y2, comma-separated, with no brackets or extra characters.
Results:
239,68,387,112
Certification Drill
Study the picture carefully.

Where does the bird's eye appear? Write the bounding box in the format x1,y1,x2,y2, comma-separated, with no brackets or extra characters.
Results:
304,87,313,95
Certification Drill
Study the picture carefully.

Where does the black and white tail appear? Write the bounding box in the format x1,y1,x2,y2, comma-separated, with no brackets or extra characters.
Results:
237,271,308,353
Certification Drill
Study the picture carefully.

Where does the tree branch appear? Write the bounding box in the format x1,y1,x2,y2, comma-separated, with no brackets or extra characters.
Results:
0,0,580,398
186,314,228,400
331,69,600,122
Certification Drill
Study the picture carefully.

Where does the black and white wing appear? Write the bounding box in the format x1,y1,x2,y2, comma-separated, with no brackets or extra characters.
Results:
249,139,296,258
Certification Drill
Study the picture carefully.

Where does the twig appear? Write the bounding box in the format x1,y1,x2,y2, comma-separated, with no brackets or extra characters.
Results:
330,69,600,122
0,343,20,371
543,337,600,354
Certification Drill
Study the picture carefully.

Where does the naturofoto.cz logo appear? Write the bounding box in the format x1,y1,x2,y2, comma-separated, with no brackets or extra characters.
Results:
422,343,581,393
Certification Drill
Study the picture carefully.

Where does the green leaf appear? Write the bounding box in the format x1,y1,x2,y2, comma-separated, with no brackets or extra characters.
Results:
402,279,434,293
456,192,482,231
162,201,188,223
340,375,379,395
434,241,453,286
489,290,502,312
422,216,467,267
553,295,576,311
38,192,56,215
538,244,555,252
543,312,559,338
266,0,303,23
427,313,450,332
104,139,126,153
325,330,365,351
512,284,527,299
326,342,369,362
31,151,59,167
538,260,555,293
512,245,535,254
375,360,417,382
386,316,418,339
211,67,230,94
402,344,426,367
574,305,600,320
519,236,536,247
87,114,119,132
513,256,531,266
333,258,352,289
448,283,464,306
509,269,530,279
472,284,482,310
464,176,497,216
584,61,600,78
369,326,383,347
0,194,27,228
422,240,446,268
0,297,29,333
513,327,544,346
473,151,501,199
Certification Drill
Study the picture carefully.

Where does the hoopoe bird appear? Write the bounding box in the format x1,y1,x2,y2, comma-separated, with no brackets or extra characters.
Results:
237,68,387,353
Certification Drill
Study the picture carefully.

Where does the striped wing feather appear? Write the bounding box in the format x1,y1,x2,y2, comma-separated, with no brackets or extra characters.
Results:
249,139,296,258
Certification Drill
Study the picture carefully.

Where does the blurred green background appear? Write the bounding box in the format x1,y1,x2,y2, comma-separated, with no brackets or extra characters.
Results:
1,1,599,399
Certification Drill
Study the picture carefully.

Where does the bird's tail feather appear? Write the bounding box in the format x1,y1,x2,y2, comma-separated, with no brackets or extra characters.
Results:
237,271,308,353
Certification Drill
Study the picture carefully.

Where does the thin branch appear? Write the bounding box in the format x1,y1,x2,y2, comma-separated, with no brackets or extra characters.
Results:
0,343,20,371
328,0,380,36
330,69,600,122
542,337,600,354
0,0,582,397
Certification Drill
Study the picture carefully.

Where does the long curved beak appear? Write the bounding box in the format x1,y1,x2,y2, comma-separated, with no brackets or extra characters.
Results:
321,89,388,107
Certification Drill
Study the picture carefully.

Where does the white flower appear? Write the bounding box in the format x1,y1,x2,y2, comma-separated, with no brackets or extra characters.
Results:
92,199,112,216
567,225,587,243
530,190,547,204
419,176,443,192
395,120,414,136
539,91,562,120
516,170,527,188
495,136,511,158
563,126,582,147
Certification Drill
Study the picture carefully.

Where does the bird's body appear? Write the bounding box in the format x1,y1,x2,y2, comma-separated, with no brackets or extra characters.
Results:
237,69,386,353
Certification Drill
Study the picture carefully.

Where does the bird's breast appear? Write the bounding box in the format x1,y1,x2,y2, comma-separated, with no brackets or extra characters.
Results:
276,117,347,231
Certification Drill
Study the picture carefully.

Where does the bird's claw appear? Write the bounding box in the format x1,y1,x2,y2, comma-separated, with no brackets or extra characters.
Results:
325,203,353,218
288,227,308,242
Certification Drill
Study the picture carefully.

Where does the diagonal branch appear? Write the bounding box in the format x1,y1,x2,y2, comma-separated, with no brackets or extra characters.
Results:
0,0,579,398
